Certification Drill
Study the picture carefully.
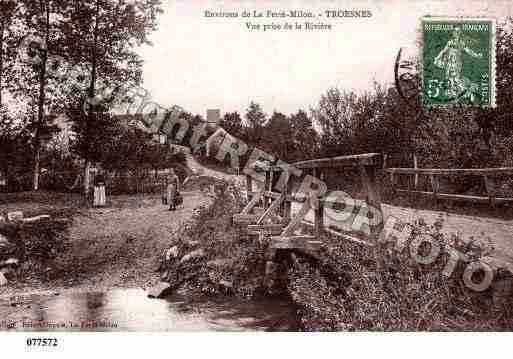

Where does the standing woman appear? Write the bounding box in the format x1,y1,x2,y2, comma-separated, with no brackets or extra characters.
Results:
167,169,180,211
93,171,106,207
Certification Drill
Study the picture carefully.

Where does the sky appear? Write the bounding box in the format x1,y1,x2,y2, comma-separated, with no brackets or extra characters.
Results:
138,0,513,118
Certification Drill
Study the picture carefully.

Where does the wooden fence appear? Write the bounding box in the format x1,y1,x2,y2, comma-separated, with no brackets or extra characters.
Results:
386,167,513,206
233,153,384,255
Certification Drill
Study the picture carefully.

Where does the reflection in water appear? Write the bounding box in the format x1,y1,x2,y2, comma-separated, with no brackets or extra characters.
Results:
0,289,299,332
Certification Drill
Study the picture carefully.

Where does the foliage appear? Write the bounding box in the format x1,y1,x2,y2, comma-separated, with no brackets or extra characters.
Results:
0,217,72,281
0,111,33,191
158,178,512,330
288,218,510,331
160,180,273,297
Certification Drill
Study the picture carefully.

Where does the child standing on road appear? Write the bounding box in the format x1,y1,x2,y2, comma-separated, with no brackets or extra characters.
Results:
167,169,180,211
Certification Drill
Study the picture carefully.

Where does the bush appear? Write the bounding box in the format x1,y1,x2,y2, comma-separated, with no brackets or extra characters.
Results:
287,217,512,331
0,217,72,280
160,179,513,331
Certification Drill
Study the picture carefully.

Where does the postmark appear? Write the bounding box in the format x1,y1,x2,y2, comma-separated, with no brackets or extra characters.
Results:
422,17,496,107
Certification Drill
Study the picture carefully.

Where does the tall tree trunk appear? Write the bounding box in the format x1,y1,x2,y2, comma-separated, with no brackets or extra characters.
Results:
83,0,100,196
33,1,50,191
0,21,4,109
84,160,91,198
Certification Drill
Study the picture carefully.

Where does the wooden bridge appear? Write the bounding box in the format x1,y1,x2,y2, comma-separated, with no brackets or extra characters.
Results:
232,152,513,274
232,153,384,260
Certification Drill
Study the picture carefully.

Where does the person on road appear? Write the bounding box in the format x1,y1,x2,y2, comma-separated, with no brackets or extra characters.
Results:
167,169,180,211
93,171,106,207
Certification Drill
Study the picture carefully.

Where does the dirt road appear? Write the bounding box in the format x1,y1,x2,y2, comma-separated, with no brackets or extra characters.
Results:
0,191,212,298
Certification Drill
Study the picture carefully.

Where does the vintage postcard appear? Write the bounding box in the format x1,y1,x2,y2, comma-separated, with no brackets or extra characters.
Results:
1,0,513,356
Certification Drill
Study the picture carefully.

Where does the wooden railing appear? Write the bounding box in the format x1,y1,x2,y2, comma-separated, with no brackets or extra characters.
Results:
386,167,513,206
234,153,384,252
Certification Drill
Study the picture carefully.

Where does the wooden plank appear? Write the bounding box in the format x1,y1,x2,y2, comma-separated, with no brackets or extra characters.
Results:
246,175,253,202
270,235,322,250
395,189,513,204
247,224,284,236
240,191,263,214
314,201,324,237
359,164,384,274
386,167,513,176
319,225,374,247
484,175,496,206
413,154,419,189
264,171,271,208
253,206,265,216
429,174,439,200
248,224,284,231
313,167,325,237
390,172,397,195
285,194,308,203
257,193,285,224
360,165,382,210
292,153,382,169
283,177,293,221
300,218,374,247
232,214,259,224
281,197,312,236
263,191,281,199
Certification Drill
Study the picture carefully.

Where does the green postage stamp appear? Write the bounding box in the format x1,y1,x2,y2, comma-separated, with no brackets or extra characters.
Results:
422,17,496,107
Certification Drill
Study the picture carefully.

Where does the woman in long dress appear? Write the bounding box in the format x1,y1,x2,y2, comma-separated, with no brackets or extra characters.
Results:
166,169,180,211
93,172,106,207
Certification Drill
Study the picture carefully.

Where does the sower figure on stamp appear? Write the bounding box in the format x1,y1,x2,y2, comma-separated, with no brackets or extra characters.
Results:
434,26,483,101
166,169,180,211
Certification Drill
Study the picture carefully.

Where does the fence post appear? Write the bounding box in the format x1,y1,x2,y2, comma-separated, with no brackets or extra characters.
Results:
264,170,271,208
313,168,324,237
429,174,439,201
359,161,384,274
283,172,293,221
246,175,253,202
390,172,397,195
484,175,496,207
413,154,419,189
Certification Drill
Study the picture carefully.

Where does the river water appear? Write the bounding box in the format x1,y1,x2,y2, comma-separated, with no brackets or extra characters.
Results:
0,289,300,331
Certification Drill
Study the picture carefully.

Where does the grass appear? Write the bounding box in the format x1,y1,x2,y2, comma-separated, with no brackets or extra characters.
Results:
0,189,211,293
159,180,513,331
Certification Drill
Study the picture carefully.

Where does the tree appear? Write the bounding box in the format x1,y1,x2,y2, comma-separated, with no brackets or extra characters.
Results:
264,111,294,161
245,101,266,144
13,0,69,191
290,110,319,161
220,111,243,138
0,109,33,190
0,0,20,109
60,0,163,195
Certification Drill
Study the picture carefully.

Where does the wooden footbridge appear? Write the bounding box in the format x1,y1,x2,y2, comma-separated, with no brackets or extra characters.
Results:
232,153,385,259
231,151,513,276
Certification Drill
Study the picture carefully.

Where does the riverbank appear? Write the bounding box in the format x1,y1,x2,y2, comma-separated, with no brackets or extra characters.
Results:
0,190,212,298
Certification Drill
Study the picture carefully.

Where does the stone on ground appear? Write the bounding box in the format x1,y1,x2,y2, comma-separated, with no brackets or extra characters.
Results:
165,246,179,261
147,281,173,299
0,272,8,286
180,249,205,264
23,215,51,223
7,211,23,222
0,258,19,267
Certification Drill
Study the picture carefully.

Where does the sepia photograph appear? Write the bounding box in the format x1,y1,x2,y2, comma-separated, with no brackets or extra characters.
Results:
1,0,513,351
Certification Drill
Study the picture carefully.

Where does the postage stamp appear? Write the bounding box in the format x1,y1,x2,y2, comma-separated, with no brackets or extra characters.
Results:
422,17,496,107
